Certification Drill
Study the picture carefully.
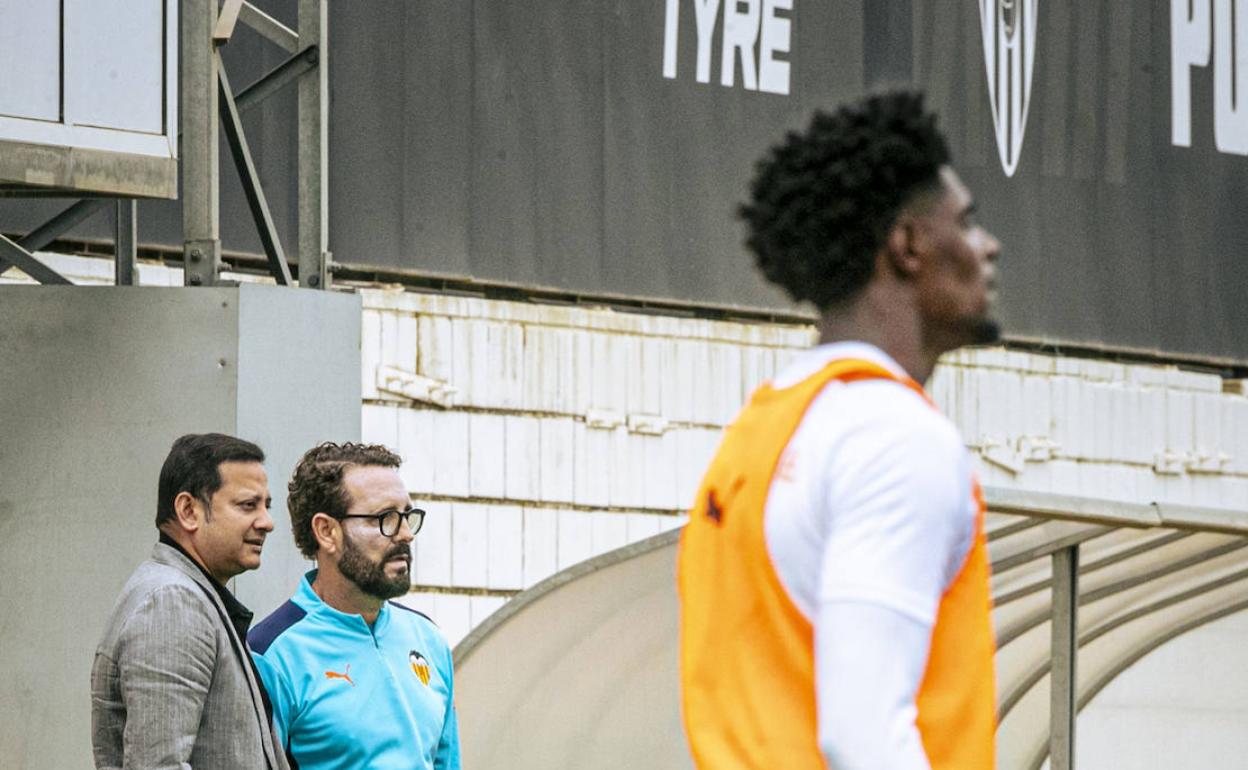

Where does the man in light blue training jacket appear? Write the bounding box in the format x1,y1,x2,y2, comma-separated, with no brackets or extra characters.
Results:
249,442,460,770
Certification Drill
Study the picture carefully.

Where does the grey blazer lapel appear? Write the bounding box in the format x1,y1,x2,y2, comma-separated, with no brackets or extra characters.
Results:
151,544,283,770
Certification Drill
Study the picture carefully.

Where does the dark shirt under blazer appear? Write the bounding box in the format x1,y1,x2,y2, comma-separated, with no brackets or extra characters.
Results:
90,542,288,770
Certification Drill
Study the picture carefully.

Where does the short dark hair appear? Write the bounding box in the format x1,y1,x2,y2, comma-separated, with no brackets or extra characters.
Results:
287,442,402,558
739,90,951,311
156,433,266,527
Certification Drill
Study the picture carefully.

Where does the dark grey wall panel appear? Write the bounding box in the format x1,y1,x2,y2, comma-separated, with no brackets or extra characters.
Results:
918,1,1247,360
2,1,1246,361
471,1,606,289
601,1,861,308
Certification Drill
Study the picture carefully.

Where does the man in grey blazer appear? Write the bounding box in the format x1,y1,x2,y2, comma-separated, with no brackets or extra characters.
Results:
91,433,289,770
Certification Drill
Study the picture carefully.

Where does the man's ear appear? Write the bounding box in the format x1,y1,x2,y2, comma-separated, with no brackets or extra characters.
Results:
173,491,204,533
883,215,923,279
311,513,341,555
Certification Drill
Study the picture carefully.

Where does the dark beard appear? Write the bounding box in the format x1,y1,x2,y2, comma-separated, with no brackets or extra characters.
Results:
338,531,411,600
967,316,1002,345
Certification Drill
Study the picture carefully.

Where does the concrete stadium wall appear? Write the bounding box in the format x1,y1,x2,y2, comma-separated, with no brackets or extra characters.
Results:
354,288,1248,645
358,288,809,640
0,278,360,770
355,286,1248,768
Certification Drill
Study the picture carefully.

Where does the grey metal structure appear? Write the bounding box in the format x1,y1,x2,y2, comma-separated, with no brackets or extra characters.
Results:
0,1,177,287
180,0,326,289
0,200,133,286
1,0,327,291
1048,546,1079,770
0,8,349,769
453,488,1248,770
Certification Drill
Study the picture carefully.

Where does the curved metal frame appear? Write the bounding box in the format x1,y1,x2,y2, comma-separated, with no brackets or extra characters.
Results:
1023,596,1248,770
995,539,1248,648
997,566,1248,720
451,486,1248,770
993,530,1194,607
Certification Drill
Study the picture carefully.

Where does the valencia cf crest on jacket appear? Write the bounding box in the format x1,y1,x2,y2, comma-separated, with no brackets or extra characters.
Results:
409,650,431,686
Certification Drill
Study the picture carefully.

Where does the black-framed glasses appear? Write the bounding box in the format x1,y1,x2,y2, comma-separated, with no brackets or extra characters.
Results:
338,507,426,537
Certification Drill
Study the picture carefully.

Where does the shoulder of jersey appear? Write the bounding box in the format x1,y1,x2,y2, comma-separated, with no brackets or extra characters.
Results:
831,378,963,442
249,599,309,655
389,601,440,629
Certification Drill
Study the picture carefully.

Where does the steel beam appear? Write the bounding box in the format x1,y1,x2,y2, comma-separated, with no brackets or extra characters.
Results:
997,538,1248,649
238,1,299,52
18,200,110,253
115,200,137,286
1082,565,1248,647
113,200,137,286
0,199,107,275
987,516,1046,542
182,0,221,287
236,45,319,117
1080,537,1248,603
1050,546,1079,770
213,0,245,44
218,59,293,286
297,0,330,289
994,530,1194,607
991,525,1112,573
239,1,300,53
0,234,71,285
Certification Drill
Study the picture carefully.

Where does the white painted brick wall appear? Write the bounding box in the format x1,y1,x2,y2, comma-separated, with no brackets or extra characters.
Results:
430,411,470,497
503,416,540,500
414,501,452,585
361,403,399,452
396,408,435,492
556,510,594,570
521,508,558,588
11,256,1246,650
447,503,487,587
467,413,506,498
485,506,524,590
591,513,629,557
469,595,508,628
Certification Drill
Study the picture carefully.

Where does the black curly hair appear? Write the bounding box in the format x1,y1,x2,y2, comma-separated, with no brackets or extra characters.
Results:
287,442,402,558
739,91,950,311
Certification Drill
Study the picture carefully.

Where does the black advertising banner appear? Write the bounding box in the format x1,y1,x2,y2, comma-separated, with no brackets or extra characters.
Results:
3,1,1245,362
911,1,1248,360
328,0,864,310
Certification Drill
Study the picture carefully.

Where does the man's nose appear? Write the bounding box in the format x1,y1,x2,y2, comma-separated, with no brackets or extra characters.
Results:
983,229,1001,263
394,514,416,543
256,504,275,532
